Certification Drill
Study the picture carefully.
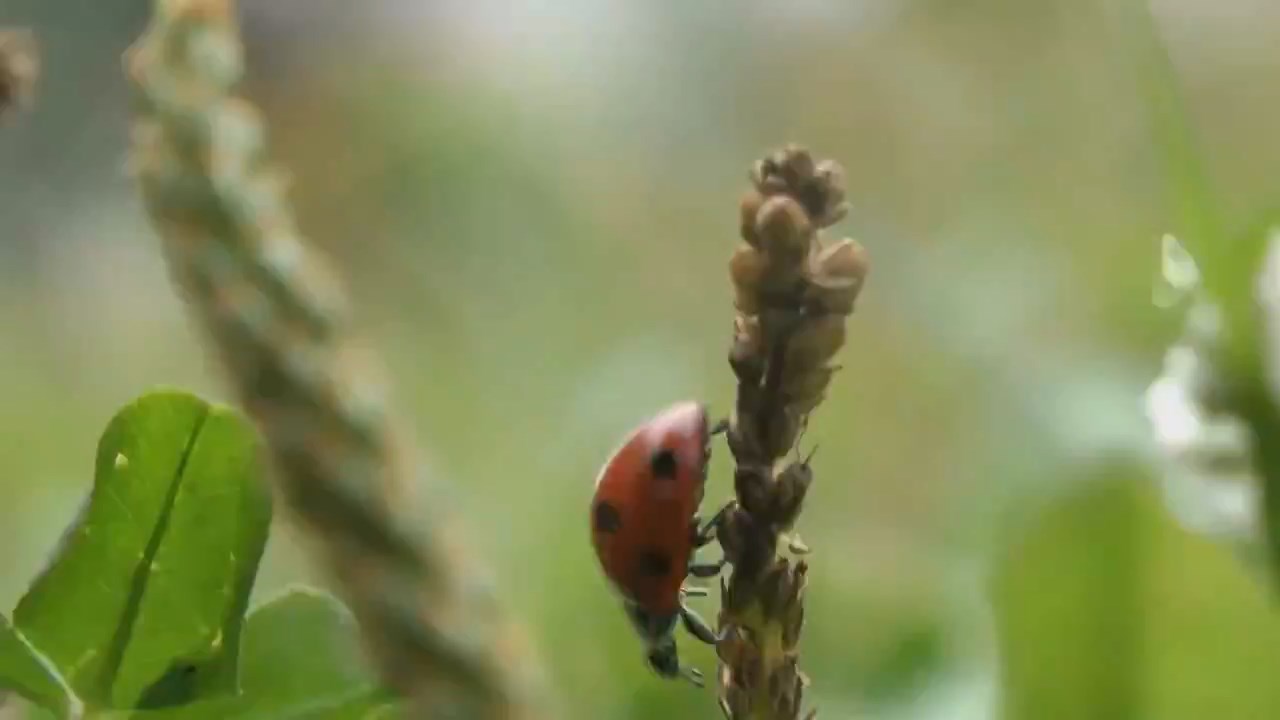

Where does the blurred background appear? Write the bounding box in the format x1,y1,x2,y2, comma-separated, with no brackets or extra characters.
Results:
4,1,1280,718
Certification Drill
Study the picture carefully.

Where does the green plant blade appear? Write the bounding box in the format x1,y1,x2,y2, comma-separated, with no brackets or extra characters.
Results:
11,389,271,709
0,615,78,717
236,587,392,717
84,692,396,720
90,588,397,719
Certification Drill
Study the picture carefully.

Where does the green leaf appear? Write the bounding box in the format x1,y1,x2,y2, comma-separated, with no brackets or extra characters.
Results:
97,692,396,720
12,388,272,709
94,588,397,719
0,615,78,717
236,587,393,717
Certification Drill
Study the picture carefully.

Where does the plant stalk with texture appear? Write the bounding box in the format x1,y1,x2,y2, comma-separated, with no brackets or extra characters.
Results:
124,1,550,717
716,146,869,719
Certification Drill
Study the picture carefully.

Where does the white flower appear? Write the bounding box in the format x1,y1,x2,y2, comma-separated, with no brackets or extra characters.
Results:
1144,235,1262,560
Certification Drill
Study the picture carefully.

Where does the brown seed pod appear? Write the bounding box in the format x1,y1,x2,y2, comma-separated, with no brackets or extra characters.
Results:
809,237,868,286
734,464,773,518
805,261,866,315
717,506,749,565
770,145,816,189
784,315,846,375
813,160,845,205
787,385,829,417
772,460,813,530
780,365,835,415
732,313,765,356
730,244,767,313
809,160,850,227
740,190,767,248
755,195,812,267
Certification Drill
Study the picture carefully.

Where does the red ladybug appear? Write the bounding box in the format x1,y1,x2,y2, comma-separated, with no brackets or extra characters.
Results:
590,401,730,685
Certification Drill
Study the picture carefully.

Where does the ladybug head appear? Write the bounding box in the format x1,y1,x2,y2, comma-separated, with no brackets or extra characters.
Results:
624,601,704,686
624,601,677,644
645,638,681,679
644,636,704,686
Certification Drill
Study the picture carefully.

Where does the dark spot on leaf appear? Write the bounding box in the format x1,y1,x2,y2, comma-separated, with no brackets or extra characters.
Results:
650,449,678,479
637,548,672,578
135,660,201,709
594,501,622,533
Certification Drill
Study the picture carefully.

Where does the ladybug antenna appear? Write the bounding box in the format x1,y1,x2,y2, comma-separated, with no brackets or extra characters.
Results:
709,417,730,437
681,585,710,599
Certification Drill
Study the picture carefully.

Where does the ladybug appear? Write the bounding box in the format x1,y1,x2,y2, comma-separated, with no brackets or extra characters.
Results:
590,401,732,685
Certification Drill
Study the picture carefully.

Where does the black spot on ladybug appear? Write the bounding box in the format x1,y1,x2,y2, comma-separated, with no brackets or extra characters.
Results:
594,501,622,533
650,448,678,479
637,548,673,578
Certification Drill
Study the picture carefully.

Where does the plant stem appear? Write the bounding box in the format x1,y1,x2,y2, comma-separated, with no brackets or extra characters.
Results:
124,2,552,717
716,146,868,720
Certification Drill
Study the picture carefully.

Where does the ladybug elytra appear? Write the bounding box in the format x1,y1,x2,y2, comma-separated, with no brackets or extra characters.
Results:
589,401,731,685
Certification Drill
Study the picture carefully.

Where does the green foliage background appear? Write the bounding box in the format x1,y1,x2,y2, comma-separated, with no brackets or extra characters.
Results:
4,1,1280,718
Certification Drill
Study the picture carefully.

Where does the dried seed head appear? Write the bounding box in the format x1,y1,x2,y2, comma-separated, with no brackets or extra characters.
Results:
718,504,748,563
734,465,773,517
753,145,816,193
773,460,813,529
783,599,805,647
758,560,787,617
783,532,811,555
755,401,808,455
751,145,849,234
806,238,869,314
730,245,767,313
755,195,813,268
781,366,836,416
785,315,847,375
810,238,865,281
733,314,764,352
715,624,743,664
813,161,845,203
729,315,767,383
769,655,805,716
740,190,767,248
723,146,861,720
810,160,850,228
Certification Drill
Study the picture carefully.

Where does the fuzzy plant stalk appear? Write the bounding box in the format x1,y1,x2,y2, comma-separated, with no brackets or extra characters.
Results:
715,146,868,720
124,1,550,718
0,28,38,119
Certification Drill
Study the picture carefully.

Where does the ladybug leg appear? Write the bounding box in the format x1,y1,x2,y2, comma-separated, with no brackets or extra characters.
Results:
688,558,726,578
693,501,734,547
679,604,723,646
709,417,730,436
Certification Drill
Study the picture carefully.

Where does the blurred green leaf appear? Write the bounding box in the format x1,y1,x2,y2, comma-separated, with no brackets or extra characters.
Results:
0,615,77,717
11,389,271,709
993,473,1143,720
